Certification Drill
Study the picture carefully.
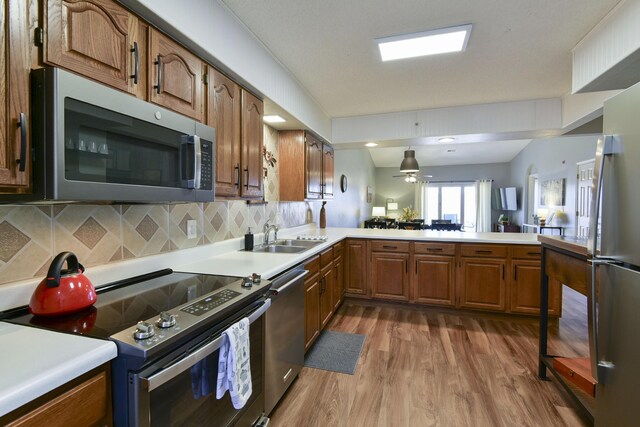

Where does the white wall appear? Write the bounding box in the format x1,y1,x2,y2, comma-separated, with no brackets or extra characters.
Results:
326,149,376,228
509,135,599,235
120,0,331,140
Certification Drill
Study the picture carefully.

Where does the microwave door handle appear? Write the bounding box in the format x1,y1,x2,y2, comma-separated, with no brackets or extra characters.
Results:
141,298,271,392
194,135,202,190
180,137,196,189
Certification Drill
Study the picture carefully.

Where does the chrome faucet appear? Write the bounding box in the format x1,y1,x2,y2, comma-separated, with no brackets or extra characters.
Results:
263,222,279,246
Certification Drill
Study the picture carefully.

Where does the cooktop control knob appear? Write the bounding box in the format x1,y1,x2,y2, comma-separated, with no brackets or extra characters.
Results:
134,321,155,340
241,276,253,288
251,273,261,284
156,311,177,328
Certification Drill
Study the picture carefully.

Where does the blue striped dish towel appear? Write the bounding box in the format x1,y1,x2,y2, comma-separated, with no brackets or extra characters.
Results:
216,317,252,409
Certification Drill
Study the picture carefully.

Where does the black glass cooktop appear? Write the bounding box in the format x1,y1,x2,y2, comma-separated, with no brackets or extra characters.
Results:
6,270,242,339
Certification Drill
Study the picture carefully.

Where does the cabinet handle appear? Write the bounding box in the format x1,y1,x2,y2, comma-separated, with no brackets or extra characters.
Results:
244,168,249,188
16,113,27,172
502,264,505,280
334,265,338,279
415,260,418,274
234,164,240,187
527,252,539,256
154,55,163,94
383,245,397,250
476,250,492,254
405,260,408,273
130,42,139,84
514,268,517,282
427,248,443,252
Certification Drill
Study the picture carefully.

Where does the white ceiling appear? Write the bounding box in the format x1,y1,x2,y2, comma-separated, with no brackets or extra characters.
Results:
368,139,532,168
222,0,616,167
222,0,619,118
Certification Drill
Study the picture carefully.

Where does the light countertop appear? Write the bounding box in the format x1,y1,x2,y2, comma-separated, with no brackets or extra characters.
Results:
0,322,117,417
0,225,539,416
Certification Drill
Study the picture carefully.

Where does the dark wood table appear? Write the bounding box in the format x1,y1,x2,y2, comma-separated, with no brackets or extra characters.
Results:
538,235,596,423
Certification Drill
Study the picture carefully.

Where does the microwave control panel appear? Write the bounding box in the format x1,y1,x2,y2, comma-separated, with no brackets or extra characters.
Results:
201,140,213,190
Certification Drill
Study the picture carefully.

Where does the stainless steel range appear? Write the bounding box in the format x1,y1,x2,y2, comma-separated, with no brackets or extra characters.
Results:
5,269,272,427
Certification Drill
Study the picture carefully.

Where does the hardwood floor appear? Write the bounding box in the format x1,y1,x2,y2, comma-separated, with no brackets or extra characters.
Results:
270,287,590,427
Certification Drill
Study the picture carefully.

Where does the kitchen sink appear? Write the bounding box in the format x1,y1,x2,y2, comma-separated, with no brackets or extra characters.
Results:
251,245,309,254
273,239,323,248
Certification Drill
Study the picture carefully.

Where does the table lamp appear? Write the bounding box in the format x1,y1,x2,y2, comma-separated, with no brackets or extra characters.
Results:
372,206,386,220
387,202,398,219
537,208,548,227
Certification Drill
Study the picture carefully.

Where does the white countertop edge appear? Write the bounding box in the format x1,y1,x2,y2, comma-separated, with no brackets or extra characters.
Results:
0,324,117,417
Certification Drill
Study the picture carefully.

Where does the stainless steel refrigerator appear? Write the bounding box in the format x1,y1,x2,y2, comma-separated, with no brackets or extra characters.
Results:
590,81,640,427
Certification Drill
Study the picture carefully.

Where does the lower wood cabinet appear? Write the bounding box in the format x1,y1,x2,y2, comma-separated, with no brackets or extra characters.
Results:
370,252,409,301
344,239,367,296
458,258,507,311
1,365,112,427
412,254,456,306
304,271,321,352
319,264,334,328
510,259,562,315
333,254,344,310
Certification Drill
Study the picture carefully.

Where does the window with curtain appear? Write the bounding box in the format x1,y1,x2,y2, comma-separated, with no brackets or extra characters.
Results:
421,182,477,230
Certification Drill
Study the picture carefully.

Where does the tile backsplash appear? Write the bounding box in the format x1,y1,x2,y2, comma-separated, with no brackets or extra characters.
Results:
0,200,319,286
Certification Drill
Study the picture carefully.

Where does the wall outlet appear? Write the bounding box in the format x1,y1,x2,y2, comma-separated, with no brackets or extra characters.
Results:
187,220,197,239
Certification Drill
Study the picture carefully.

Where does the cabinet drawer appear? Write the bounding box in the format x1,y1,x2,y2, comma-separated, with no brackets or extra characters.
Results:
511,245,541,259
320,247,334,268
333,242,344,258
460,244,507,258
370,240,410,253
414,242,456,256
304,255,320,276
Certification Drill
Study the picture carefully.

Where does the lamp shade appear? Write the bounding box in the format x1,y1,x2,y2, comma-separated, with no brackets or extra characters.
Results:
387,203,398,211
537,208,548,219
372,206,386,217
400,150,420,172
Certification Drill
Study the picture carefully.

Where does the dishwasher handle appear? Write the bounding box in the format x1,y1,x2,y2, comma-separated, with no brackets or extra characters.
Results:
270,270,309,295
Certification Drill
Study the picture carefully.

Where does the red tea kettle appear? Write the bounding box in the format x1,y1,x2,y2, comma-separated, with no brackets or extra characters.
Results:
29,252,97,316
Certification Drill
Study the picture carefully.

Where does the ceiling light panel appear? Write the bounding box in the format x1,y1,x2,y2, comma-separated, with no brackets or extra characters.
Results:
263,115,286,123
377,24,472,62
365,142,378,147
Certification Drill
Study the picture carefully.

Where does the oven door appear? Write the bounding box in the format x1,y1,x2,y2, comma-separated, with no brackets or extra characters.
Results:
132,299,270,427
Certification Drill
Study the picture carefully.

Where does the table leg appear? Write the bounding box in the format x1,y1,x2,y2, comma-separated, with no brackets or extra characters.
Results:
539,247,550,379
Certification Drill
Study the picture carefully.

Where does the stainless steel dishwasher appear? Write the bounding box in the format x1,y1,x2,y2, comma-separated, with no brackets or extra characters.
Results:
264,266,308,415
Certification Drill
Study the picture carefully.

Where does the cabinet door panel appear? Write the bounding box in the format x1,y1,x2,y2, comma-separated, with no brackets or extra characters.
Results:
209,68,240,197
413,255,455,306
240,90,263,198
459,258,506,311
371,252,409,301
320,266,334,328
304,275,320,352
305,134,322,198
149,29,203,121
0,0,32,191
45,0,135,93
510,260,561,315
333,256,343,310
345,239,367,295
322,144,334,198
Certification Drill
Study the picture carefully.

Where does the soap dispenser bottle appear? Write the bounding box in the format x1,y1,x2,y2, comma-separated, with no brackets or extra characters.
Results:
244,227,254,251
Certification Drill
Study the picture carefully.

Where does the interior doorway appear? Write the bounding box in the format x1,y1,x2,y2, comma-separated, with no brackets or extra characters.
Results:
576,159,595,238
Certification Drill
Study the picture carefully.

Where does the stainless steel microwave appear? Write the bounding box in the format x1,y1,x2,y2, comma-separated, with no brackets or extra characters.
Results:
7,67,216,203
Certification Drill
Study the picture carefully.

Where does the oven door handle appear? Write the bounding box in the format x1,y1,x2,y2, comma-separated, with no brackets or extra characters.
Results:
142,298,271,392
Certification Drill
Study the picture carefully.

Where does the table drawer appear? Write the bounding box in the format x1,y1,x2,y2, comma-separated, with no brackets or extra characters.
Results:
370,240,410,253
511,245,541,259
460,244,508,258
304,255,320,276
414,242,456,256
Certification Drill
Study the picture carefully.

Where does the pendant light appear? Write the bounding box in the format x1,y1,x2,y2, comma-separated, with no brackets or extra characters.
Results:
400,149,419,173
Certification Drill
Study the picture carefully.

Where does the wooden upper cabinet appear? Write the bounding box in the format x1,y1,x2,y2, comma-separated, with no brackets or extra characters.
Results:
44,0,146,97
0,0,33,192
322,144,334,199
305,134,323,199
149,28,203,121
240,90,263,198
208,68,241,198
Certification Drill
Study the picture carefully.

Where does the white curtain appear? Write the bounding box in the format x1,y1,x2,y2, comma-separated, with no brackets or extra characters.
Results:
414,182,429,219
476,180,492,232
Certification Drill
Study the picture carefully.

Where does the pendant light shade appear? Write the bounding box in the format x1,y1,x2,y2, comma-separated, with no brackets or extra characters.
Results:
400,149,420,172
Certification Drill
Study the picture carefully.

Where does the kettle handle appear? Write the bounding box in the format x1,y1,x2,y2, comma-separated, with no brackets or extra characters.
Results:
46,252,82,288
